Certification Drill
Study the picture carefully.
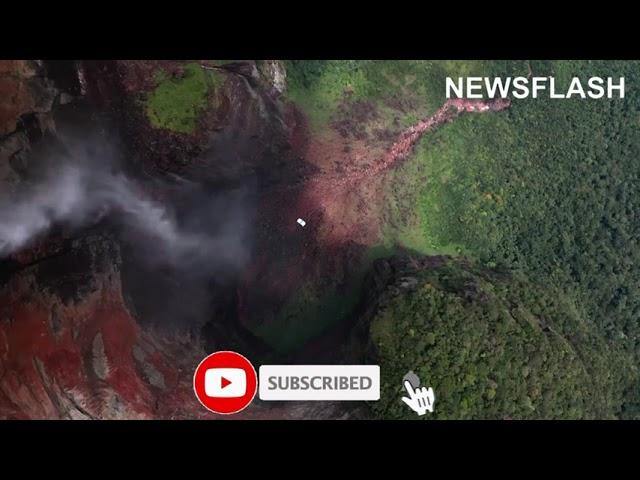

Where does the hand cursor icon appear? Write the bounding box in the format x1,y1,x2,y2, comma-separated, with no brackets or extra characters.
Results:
402,380,435,416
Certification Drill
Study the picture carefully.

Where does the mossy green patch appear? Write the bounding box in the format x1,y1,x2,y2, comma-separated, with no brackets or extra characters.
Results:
145,62,222,134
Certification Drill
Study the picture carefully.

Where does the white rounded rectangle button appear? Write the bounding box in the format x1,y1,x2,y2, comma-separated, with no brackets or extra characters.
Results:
259,365,380,401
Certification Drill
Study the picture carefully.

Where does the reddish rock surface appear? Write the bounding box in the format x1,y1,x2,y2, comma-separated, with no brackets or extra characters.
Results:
0,61,38,136
0,60,332,419
238,97,511,333
0,236,209,419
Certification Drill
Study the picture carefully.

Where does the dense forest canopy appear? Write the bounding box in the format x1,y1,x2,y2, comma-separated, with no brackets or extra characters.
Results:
285,60,640,418
382,60,640,417
369,258,634,419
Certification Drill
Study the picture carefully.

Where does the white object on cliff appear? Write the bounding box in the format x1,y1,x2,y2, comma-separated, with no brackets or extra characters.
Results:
296,218,306,227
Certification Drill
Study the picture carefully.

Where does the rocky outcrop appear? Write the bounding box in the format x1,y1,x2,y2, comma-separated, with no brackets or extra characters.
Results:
0,60,206,419
0,234,207,419
0,60,296,419
79,60,291,184
256,60,287,97
0,60,60,191
0,61,55,136
357,255,633,419
0,60,381,419
349,255,451,357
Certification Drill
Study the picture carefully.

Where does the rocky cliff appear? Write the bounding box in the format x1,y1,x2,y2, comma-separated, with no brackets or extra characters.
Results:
0,59,336,419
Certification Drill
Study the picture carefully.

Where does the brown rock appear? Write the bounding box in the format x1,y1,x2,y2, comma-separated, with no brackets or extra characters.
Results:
0,75,35,136
0,60,58,137
0,60,37,78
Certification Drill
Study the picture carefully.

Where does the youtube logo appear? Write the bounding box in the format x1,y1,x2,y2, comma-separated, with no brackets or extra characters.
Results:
205,368,246,398
193,351,257,414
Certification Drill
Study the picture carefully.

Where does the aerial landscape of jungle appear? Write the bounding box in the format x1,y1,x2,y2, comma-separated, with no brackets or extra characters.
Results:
0,60,639,419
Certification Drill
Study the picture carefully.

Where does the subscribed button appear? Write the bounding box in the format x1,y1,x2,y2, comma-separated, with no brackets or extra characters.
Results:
259,365,380,401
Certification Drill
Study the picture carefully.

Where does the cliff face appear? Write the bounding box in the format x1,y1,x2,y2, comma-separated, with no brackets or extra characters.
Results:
0,60,58,191
0,59,353,419
0,234,206,419
0,61,212,418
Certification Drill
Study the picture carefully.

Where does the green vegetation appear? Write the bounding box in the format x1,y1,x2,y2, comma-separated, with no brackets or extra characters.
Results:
283,60,640,417
384,60,640,417
254,281,361,353
252,244,402,353
370,259,634,419
265,60,527,352
145,63,221,134
285,60,527,129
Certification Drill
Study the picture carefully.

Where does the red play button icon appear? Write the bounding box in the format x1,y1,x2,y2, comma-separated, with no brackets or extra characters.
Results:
193,351,257,414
